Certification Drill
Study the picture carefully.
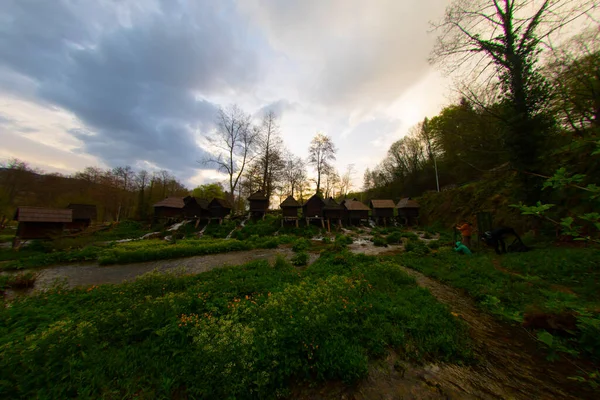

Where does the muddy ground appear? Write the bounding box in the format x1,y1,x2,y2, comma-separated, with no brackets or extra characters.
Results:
295,265,597,400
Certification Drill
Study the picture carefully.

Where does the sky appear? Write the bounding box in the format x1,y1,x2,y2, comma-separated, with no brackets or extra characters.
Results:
0,0,456,189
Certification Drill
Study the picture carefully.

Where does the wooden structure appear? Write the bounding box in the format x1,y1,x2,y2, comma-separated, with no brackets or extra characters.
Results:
247,190,269,219
396,198,420,226
323,197,343,231
65,203,97,230
341,198,370,225
13,207,72,242
153,196,206,221
280,195,301,227
302,194,326,228
208,198,232,223
369,199,395,226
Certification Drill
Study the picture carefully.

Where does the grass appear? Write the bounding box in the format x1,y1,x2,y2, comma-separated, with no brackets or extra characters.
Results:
0,271,38,291
1,246,103,271
0,234,15,243
0,252,471,398
392,246,600,361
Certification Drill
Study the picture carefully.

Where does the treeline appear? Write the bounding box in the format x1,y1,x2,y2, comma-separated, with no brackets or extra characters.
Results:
363,13,599,205
0,160,188,225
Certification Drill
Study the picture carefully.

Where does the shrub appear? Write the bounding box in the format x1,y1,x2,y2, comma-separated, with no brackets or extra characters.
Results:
291,251,309,266
292,238,311,252
404,239,430,255
400,232,419,240
386,231,402,244
335,234,353,246
372,236,387,247
427,240,441,250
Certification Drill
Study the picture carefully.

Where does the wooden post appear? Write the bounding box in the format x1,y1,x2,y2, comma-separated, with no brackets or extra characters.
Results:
295,219,299,228
327,219,331,233
321,218,325,229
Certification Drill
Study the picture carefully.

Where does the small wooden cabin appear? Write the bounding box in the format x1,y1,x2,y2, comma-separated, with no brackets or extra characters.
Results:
302,194,326,227
369,199,395,225
153,196,205,221
247,190,269,219
66,203,97,230
280,195,301,226
396,198,420,226
208,198,232,221
341,199,370,224
323,197,342,221
13,207,72,240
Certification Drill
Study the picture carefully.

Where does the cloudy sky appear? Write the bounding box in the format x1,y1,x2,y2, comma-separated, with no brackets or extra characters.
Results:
0,0,455,189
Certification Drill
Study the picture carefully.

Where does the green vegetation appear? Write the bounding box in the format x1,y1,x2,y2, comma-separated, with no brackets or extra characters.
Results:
1,246,103,270
0,252,471,398
292,238,311,252
291,251,309,266
393,247,600,361
0,271,37,291
0,233,15,243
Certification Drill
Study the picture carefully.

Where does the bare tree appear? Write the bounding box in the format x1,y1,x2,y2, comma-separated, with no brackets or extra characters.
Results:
203,104,257,210
430,0,598,170
308,132,336,194
417,118,440,192
339,164,356,198
323,168,340,198
255,110,284,200
282,151,306,198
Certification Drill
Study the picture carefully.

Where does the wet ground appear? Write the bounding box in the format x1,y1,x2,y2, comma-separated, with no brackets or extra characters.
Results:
4,247,319,295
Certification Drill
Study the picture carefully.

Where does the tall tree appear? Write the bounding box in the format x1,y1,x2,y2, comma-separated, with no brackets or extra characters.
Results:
418,118,440,192
340,164,356,198
307,132,336,194
430,0,597,172
255,110,284,200
283,152,307,198
203,104,257,210
192,183,225,200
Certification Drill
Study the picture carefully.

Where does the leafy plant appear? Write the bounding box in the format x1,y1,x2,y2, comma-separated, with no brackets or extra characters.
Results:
291,251,309,266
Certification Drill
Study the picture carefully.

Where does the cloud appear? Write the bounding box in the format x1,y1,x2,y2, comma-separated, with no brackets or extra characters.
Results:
0,0,267,182
240,0,449,114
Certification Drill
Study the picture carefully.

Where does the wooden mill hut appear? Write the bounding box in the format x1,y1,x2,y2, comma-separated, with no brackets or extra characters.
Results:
302,194,326,227
65,203,97,230
153,196,205,221
13,207,72,242
323,197,343,227
208,198,232,223
341,199,370,225
280,195,301,227
247,190,269,219
369,199,396,225
396,198,420,226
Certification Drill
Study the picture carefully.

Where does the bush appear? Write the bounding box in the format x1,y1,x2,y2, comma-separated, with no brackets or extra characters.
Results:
292,238,311,252
0,253,471,398
291,251,309,266
372,236,387,247
386,231,402,245
400,232,419,240
335,234,353,246
404,239,430,255
2,246,103,271
427,240,441,250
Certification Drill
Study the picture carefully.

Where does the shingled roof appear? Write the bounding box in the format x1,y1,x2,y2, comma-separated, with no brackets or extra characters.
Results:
343,199,370,211
210,198,232,209
369,199,396,209
14,207,72,223
247,190,268,201
323,197,342,210
67,203,97,220
280,195,301,208
397,198,420,209
194,198,210,210
153,197,185,208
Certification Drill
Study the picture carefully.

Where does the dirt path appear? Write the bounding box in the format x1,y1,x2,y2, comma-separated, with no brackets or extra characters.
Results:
369,266,595,399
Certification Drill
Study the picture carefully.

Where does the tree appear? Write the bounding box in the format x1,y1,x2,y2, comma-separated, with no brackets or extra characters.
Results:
203,104,257,210
192,183,225,200
255,110,285,200
308,132,336,194
418,118,440,192
547,28,600,136
322,168,340,198
135,170,150,219
340,164,356,198
431,0,597,172
283,152,307,198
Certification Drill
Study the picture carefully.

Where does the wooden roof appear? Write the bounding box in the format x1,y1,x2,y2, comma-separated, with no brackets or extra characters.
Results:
397,198,420,209
14,207,72,223
343,199,370,211
323,197,342,210
209,198,232,209
369,199,396,209
153,197,187,209
247,190,268,201
194,198,210,210
280,195,301,208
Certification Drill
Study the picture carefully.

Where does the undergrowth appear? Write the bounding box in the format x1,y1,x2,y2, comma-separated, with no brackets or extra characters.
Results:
0,252,471,398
